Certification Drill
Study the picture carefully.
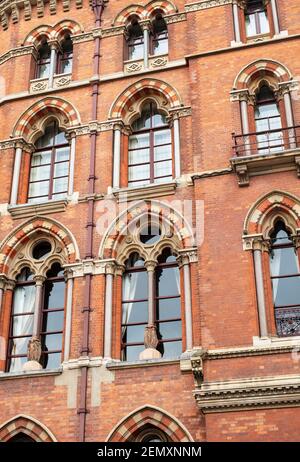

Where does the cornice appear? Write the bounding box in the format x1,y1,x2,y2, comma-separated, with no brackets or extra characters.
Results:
185,0,232,13
194,374,300,413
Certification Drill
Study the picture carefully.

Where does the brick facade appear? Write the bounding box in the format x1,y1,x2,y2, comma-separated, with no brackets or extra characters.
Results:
0,0,299,442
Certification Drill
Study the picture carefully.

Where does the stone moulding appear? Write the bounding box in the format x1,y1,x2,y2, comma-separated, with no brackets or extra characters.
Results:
8,199,68,219
194,374,300,413
185,0,232,13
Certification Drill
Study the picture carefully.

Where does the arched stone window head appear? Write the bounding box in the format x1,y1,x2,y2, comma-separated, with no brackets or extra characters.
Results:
126,16,144,61
245,0,270,38
128,101,173,187
28,120,70,203
254,84,283,154
269,219,300,337
57,34,73,75
36,39,51,79
151,12,168,56
132,425,169,442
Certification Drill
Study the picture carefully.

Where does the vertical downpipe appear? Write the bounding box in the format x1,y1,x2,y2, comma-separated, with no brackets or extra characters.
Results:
78,0,106,443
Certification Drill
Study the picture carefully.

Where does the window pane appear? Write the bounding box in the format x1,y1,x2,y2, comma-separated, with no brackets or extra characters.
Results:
44,352,61,369
61,59,72,74
123,345,144,362
9,336,31,356
152,113,167,128
129,43,144,61
154,160,172,178
30,165,51,182
55,147,69,161
157,298,181,320
245,14,256,37
12,285,36,315
55,132,68,145
270,247,299,277
154,129,171,146
153,37,168,55
42,333,63,352
122,301,148,325
272,276,300,307
53,177,68,194
37,63,50,79
159,340,182,358
128,149,150,165
42,311,64,333
158,320,182,340
128,165,150,181
12,315,34,337
122,271,148,302
122,324,145,344
259,11,270,33
44,281,65,310
54,161,69,177
31,151,51,167
157,266,180,297
28,180,50,199
129,133,150,149
9,355,27,373
154,145,172,162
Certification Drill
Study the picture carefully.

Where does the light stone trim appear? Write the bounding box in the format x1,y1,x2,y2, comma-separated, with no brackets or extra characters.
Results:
29,77,49,93
91,365,115,407
113,181,177,203
54,368,80,409
8,199,68,219
185,0,232,12
194,374,300,413
0,45,34,65
53,73,72,89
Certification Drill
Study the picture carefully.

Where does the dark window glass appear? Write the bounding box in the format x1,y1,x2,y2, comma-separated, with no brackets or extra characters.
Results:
28,121,70,203
36,41,51,79
32,241,52,260
127,20,144,60
152,14,168,55
57,35,73,74
40,263,65,369
269,220,300,337
255,85,283,154
245,0,270,37
8,433,36,442
128,102,172,187
7,268,35,372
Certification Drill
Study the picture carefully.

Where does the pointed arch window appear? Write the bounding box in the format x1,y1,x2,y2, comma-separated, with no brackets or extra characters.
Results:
127,19,144,61
36,41,51,79
57,35,73,75
269,220,300,337
128,102,173,187
151,13,168,56
245,0,270,37
7,258,66,372
255,85,283,153
28,121,70,203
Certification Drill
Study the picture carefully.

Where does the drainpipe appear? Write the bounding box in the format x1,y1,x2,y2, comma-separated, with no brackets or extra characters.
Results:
78,0,106,443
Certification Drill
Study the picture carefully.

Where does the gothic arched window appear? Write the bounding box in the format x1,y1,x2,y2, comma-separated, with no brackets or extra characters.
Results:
245,0,270,37
151,13,168,55
28,121,70,203
128,102,173,187
255,85,283,153
127,18,144,61
36,40,51,79
269,220,300,337
57,35,73,75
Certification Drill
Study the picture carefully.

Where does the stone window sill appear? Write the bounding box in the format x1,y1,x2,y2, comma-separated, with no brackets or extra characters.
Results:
111,181,177,202
0,368,62,380
106,357,180,370
253,335,300,348
8,198,68,219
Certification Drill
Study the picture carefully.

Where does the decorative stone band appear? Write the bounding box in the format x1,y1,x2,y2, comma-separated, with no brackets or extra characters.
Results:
194,374,300,413
185,0,232,12
0,0,83,30
0,45,34,66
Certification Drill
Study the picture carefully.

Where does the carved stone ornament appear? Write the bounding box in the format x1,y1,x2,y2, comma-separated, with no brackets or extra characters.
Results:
191,348,207,386
22,336,43,371
144,325,159,350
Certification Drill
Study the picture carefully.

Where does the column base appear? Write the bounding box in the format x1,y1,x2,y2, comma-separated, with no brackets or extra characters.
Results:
139,348,161,360
22,360,42,372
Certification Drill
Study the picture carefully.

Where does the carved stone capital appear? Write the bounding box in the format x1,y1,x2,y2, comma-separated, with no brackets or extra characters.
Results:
243,234,269,251
34,275,46,286
5,279,16,291
105,261,117,275
235,164,249,187
191,348,207,386
0,275,7,290
145,260,157,272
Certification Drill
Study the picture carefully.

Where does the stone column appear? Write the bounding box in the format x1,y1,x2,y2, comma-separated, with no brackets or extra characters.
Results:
63,270,73,362
112,123,122,189
283,90,296,149
140,261,161,360
232,2,242,43
49,41,58,88
0,276,7,318
173,115,181,178
244,236,268,337
270,0,280,35
10,143,23,205
179,254,193,351
32,275,45,337
240,92,251,155
104,263,116,359
141,22,150,69
68,132,76,196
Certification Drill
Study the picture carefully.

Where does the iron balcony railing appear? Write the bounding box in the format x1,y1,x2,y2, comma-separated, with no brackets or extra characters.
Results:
232,125,300,158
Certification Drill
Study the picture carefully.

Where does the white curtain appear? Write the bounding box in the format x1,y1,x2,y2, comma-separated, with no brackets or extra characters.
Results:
270,249,281,305
122,272,139,338
9,285,36,372
175,266,181,296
